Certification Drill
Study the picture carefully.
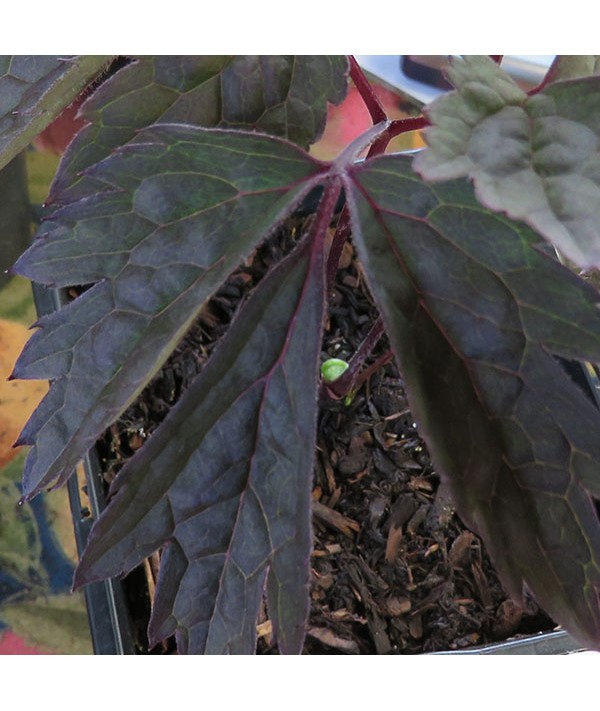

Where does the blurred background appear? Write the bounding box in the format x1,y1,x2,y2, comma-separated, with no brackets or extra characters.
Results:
0,145,93,654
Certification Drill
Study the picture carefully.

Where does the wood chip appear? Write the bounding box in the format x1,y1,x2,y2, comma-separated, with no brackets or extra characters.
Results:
143,558,156,604
256,620,272,640
424,543,440,558
408,476,433,492
385,524,403,563
386,596,412,616
312,500,360,537
449,530,476,567
319,450,337,494
338,240,354,270
368,612,392,654
325,543,342,555
310,549,329,558
471,560,494,609
368,495,388,527
424,481,455,530
492,600,523,640
142,550,161,607
406,504,428,536
327,486,342,509
307,627,359,654
408,613,423,640
314,572,335,591
329,609,367,624
389,494,418,528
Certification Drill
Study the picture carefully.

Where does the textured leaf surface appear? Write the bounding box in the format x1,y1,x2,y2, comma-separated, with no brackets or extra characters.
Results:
0,56,112,171
548,56,600,81
74,238,325,654
414,55,600,269
13,125,327,500
49,55,348,202
345,154,600,651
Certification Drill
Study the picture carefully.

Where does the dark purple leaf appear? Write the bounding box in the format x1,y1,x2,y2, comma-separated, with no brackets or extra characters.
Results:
74,234,326,654
345,153,600,651
0,55,112,171
12,125,327,500
50,55,348,202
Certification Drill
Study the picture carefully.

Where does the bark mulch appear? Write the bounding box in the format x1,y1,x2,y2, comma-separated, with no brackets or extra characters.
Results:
94,210,556,654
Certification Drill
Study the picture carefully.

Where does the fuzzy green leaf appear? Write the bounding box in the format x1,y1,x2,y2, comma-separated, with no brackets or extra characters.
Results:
13,125,327,500
0,55,112,171
548,56,600,81
346,153,600,651
414,55,600,269
74,238,325,654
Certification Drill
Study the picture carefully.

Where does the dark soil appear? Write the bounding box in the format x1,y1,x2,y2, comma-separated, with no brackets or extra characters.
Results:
93,208,557,654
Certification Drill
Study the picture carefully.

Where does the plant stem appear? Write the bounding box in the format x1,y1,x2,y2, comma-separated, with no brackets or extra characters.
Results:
333,120,389,170
368,116,429,156
349,56,387,124
326,317,386,399
326,207,351,291
309,178,343,258
350,349,394,392
326,116,428,289
528,56,559,96
322,64,427,396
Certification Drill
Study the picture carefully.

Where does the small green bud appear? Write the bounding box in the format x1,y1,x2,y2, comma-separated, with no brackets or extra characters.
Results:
321,358,349,383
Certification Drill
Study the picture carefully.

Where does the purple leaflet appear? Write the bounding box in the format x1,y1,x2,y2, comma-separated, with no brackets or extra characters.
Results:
73,218,329,653
345,153,600,651
12,125,328,500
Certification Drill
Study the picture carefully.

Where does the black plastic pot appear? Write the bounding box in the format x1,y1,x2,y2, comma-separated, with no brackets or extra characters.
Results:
434,629,585,655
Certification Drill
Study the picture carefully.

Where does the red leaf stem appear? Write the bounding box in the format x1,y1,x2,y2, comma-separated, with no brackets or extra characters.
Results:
327,114,429,290
326,207,352,291
350,349,394,392
324,317,387,400
368,116,429,156
348,55,387,124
